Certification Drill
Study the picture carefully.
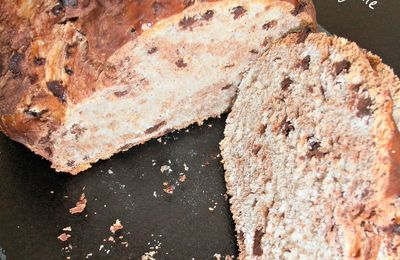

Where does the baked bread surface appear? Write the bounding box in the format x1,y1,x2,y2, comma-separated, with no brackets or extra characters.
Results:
0,0,315,173
221,32,400,259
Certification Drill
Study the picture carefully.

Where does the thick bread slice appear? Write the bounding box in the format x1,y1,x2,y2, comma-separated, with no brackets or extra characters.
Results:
221,32,400,259
0,0,315,174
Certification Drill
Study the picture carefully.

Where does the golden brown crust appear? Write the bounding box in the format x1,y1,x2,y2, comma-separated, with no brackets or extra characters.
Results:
0,0,317,163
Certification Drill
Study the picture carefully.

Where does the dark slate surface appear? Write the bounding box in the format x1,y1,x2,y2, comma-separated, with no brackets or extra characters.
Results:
0,1,399,259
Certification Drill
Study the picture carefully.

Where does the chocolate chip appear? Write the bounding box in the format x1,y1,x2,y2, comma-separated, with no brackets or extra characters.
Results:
179,16,197,30
58,16,79,24
356,95,373,117
307,136,328,158
349,83,362,92
262,20,277,30
65,43,77,58
46,81,66,102
145,121,166,134
281,77,293,91
261,37,269,47
238,230,245,244
222,84,233,90
253,228,265,256
44,147,53,157
184,0,195,8
252,144,262,155
308,139,321,151
39,134,51,144
67,160,75,167
319,85,326,100
51,4,65,16
152,1,164,15
34,57,46,66
175,58,187,68
334,60,351,75
291,1,307,16
71,124,86,140
114,90,129,97
259,124,267,135
64,66,74,75
299,55,310,70
202,10,214,21
281,121,295,136
250,49,259,54
296,27,312,44
147,47,158,54
382,223,400,235
231,6,246,19
8,52,24,78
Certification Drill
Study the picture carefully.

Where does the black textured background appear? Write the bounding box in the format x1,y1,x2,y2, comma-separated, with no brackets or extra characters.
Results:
0,1,399,259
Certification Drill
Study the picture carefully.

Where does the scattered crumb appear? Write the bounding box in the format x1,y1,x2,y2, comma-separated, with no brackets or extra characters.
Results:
50,190,54,194
157,137,162,143
69,193,87,214
214,253,222,260
99,245,104,251
163,184,175,194
121,241,129,248
67,257,70,260
108,169,114,174
178,173,187,183
142,251,157,260
108,236,115,243
153,191,158,198
183,163,189,171
85,253,93,258
225,255,234,260
58,233,71,242
208,124,213,127
110,219,123,234
160,165,171,173
63,226,72,232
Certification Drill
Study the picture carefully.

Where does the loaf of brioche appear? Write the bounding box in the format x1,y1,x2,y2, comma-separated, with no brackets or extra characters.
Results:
221,32,400,259
0,0,315,173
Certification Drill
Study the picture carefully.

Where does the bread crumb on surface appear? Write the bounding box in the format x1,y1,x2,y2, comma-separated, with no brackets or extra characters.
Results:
183,163,189,171
62,226,72,232
163,184,175,194
110,219,123,234
141,251,157,260
69,193,87,214
178,173,187,182
57,233,71,242
160,165,171,173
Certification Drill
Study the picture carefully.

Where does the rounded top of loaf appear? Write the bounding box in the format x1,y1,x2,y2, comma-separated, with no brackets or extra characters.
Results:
0,0,316,159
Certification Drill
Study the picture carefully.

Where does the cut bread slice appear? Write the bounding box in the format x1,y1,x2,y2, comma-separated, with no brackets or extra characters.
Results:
221,32,400,259
0,0,315,174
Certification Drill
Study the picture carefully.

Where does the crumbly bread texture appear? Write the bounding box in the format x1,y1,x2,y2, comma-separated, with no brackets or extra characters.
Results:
221,32,400,259
0,0,315,174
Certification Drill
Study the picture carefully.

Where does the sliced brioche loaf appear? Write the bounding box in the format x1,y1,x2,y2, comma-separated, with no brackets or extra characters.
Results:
221,32,400,259
0,0,315,174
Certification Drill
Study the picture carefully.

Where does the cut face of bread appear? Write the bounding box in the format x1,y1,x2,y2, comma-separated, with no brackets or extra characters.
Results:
0,0,315,174
221,32,400,259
